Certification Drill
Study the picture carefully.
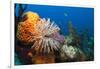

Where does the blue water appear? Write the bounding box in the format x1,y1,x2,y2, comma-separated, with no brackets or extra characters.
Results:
15,4,94,36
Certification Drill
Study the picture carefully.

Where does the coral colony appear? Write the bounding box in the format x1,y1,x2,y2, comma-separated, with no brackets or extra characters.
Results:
15,5,94,65
17,12,63,53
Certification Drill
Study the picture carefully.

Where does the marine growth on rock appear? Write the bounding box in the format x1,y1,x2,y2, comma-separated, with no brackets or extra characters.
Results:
17,11,65,53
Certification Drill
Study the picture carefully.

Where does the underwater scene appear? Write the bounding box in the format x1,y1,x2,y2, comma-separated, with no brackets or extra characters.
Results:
14,3,94,65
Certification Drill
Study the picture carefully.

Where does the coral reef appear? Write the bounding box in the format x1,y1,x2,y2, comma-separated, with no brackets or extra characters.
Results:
32,53,55,64
60,40,86,61
15,6,94,64
60,38,86,61
16,11,65,64
80,30,94,60
67,21,81,47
